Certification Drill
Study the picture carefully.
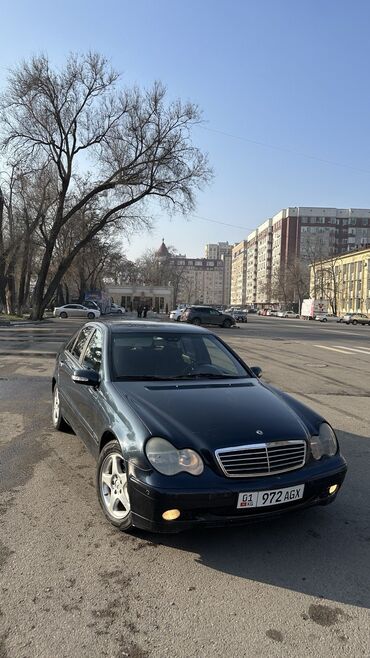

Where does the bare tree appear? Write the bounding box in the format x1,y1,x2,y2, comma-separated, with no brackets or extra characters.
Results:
0,53,211,318
0,162,55,313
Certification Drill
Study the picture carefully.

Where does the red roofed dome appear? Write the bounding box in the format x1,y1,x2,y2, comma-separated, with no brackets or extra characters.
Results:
155,238,170,258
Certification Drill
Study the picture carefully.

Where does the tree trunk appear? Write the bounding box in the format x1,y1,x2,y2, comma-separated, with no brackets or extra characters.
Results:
0,189,6,309
17,239,30,314
5,258,17,315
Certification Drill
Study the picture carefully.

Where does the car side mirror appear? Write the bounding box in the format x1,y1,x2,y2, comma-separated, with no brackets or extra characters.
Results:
251,366,262,378
72,369,100,386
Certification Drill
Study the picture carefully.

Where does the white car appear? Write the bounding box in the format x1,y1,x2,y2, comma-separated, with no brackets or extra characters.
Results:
314,313,328,322
53,304,101,319
109,303,126,315
170,307,186,321
279,311,299,319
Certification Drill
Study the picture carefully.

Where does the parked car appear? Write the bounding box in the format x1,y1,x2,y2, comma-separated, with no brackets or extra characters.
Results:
83,300,101,312
344,313,370,326
278,311,299,319
314,313,328,322
230,310,248,323
169,305,188,321
180,306,235,328
52,321,347,533
109,303,126,315
53,304,101,319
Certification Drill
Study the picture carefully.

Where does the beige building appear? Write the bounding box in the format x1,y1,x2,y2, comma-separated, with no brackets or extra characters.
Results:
309,247,370,315
205,242,233,305
155,241,226,307
230,240,248,305
174,256,225,306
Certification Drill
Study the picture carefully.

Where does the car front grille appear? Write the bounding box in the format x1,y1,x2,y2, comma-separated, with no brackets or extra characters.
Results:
215,440,307,477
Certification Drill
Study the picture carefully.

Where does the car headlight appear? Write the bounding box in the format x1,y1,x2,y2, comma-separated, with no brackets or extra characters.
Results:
145,437,204,476
309,423,338,460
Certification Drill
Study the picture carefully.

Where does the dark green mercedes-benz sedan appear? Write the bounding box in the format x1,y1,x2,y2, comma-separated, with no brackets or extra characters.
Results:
52,321,347,533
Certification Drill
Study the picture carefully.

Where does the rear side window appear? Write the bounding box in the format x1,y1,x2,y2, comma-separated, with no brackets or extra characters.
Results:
71,327,93,361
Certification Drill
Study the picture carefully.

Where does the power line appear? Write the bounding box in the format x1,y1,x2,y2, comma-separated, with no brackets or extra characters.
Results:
199,125,370,175
188,212,247,230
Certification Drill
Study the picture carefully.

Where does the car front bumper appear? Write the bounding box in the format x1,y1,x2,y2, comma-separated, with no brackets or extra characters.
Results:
127,457,347,533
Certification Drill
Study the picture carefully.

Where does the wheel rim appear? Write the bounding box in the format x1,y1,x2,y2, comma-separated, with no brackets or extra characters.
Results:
53,386,60,424
100,452,130,520
192,318,200,325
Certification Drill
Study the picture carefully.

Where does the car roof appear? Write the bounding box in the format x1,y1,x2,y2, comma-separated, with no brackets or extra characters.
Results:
94,320,211,334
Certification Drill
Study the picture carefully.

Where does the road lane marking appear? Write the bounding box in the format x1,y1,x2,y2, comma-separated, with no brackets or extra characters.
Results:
333,345,370,355
313,344,355,355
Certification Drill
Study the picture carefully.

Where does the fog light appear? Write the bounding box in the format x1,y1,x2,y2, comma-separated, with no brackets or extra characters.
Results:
329,484,338,495
162,509,181,521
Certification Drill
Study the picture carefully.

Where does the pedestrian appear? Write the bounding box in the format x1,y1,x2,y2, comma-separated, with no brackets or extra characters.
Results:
143,305,148,318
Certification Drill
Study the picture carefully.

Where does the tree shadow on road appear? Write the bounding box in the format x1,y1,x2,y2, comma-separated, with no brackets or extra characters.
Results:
151,430,370,610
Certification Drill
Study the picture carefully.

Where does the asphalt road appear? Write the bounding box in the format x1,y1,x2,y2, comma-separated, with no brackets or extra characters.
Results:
0,315,369,658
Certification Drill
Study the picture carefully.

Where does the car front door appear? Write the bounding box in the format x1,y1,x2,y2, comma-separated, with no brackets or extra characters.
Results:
77,328,108,453
209,308,222,325
58,326,94,432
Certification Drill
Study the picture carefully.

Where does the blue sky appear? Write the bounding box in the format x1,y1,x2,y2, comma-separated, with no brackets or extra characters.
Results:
2,0,370,259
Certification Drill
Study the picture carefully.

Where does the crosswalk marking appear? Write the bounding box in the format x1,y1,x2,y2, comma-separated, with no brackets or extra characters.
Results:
313,344,355,355
333,345,370,355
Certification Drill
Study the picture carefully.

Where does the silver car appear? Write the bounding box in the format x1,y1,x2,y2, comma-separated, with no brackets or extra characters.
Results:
53,304,101,319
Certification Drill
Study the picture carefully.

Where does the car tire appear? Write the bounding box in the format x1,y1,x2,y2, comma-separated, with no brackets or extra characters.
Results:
52,384,69,431
322,318,327,322
117,310,123,315
87,312,95,319
97,440,133,531
60,312,68,318
191,318,201,326
176,316,181,322
222,319,232,328
352,320,358,325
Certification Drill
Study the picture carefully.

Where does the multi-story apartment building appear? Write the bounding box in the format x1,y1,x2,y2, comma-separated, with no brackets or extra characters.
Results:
230,240,248,305
309,246,370,315
245,230,258,305
155,241,226,307
205,242,233,305
231,207,370,307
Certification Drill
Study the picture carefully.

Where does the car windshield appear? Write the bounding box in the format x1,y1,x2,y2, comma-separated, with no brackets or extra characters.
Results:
111,331,250,381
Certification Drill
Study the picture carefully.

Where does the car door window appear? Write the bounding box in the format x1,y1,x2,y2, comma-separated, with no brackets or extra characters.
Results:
71,327,93,361
83,330,103,372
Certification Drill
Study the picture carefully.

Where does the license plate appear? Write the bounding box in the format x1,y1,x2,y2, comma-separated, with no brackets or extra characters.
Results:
237,484,305,509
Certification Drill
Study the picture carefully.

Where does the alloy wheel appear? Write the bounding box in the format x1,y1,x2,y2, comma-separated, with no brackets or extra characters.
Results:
100,452,131,520
52,386,60,425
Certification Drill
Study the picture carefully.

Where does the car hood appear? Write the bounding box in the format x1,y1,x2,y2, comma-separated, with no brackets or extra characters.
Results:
112,379,310,452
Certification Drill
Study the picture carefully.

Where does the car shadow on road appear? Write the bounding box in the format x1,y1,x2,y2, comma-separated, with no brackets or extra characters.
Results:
150,430,370,610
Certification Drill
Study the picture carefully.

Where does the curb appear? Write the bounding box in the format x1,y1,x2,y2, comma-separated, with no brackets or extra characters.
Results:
0,350,57,358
